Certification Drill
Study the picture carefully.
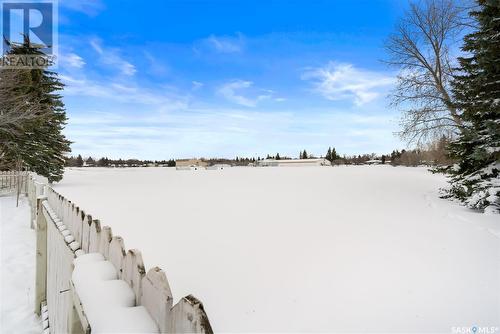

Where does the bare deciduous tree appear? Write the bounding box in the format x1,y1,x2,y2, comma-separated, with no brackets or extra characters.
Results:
0,68,49,162
385,0,471,144
0,107,41,138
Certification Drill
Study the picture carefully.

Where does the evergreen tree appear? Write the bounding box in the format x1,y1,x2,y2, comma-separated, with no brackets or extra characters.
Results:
302,150,308,159
64,156,75,167
76,155,83,167
331,147,338,160
448,0,500,213
326,147,332,161
0,37,70,182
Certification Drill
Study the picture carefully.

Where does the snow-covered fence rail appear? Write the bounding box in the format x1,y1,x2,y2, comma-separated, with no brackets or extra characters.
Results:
28,175,213,333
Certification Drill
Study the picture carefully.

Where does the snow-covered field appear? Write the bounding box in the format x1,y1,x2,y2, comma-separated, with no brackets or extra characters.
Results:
0,195,41,333
53,166,499,333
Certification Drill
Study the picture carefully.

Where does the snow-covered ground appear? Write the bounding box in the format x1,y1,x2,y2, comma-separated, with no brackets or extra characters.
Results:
53,166,499,333
0,195,41,333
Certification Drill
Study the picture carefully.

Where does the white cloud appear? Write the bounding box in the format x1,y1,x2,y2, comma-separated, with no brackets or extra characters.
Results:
217,80,273,107
90,39,136,76
302,62,395,106
144,51,170,76
59,52,85,68
60,0,105,16
206,34,244,53
60,74,188,109
192,81,204,90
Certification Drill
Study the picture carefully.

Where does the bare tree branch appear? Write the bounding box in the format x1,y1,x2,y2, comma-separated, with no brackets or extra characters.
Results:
0,67,51,160
384,0,471,145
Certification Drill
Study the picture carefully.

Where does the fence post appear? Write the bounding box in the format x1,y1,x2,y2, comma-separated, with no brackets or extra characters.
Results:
29,179,36,230
35,195,48,316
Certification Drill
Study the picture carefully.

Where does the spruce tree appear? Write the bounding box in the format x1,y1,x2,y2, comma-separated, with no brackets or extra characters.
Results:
326,147,332,161
76,154,83,167
0,38,70,182
448,0,500,213
331,147,338,160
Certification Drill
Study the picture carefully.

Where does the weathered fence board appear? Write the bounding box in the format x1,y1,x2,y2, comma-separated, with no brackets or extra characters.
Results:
170,295,213,334
81,214,92,253
99,226,113,259
88,219,101,253
109,236,126,278
73,206,83,247
35,197,48,315
141,267,174,333
123,249,146,305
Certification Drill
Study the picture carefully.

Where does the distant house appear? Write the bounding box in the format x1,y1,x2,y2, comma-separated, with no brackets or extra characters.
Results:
257,158,331,167
365,159,383,165
207,164,231,170
176,159,208,170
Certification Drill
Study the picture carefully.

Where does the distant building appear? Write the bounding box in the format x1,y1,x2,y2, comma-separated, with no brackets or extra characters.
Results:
365,159,383,165
207,164,231,170
175,159,208,170
176,159,208,167
257,158,331,167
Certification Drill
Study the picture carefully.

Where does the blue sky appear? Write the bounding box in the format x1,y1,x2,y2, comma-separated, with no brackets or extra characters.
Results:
53,0,409,159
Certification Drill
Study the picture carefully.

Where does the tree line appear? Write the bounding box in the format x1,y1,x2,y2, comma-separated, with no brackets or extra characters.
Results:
67,138,454,168
65,155,176,167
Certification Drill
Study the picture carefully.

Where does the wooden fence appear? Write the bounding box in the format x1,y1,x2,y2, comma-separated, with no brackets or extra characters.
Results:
0,170,28,195
25,174,213,333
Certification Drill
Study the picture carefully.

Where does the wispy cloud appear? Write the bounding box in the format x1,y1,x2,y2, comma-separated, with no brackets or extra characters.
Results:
217,80,273,107
302,62,395,106
200,33,245,53
90,39,136,76
60,74,188,109
60,0,105,16
59,52,86,68
192,81,204,91
144,51,170,76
